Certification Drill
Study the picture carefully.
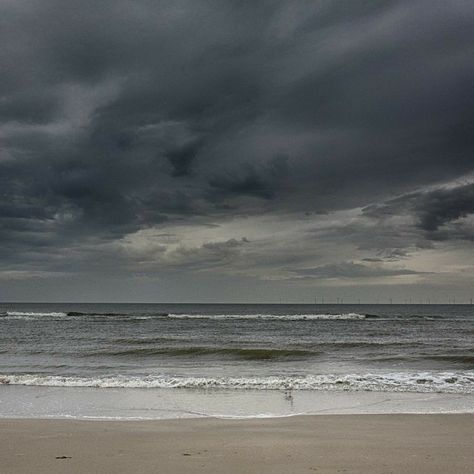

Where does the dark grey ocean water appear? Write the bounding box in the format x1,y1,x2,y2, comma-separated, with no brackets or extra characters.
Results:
1,303,473,394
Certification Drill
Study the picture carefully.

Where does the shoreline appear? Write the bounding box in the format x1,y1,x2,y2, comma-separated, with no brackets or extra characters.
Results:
1,414,473,473
1,384,473,420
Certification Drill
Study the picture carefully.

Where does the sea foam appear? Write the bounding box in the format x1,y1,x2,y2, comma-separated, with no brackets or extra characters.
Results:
1,371,472,394
166,313,371,320
2,311,67,319
0,311,374,321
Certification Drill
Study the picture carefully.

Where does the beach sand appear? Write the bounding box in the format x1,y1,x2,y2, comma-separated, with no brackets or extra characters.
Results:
0,414,472,473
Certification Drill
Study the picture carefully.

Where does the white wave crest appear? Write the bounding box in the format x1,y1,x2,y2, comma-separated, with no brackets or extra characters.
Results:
167,313,369,321
0,312,371,321
2,311,67,319
1,371,472,394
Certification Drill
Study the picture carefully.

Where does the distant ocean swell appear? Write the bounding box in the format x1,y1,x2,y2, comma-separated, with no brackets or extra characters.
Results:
8,345,473,365
1,311,382,321
1,372,472,394
1,310,459,322
82,347,321,360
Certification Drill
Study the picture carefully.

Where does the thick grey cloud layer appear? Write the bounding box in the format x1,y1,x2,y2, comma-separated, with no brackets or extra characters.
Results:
364,183,474,239
1,1,473,301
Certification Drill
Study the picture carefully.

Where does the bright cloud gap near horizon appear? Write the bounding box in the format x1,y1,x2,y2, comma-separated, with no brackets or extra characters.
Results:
0,1,473,302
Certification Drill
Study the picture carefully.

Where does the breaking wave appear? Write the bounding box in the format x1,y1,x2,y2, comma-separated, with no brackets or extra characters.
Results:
0,311,167,320
0,311,375,321
166,313,374,321
66,311,127,317
0,371,472,394
1,311,67,319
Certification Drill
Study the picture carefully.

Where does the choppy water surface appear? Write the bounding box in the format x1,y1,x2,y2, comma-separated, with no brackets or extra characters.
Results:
0,303,473,395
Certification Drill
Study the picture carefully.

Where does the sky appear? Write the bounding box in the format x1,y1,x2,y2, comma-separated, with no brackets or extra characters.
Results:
1,0,473,303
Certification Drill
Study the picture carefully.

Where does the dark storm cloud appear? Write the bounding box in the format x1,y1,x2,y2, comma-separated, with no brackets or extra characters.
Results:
208,156,289,200
363,183,474,241
410,185,474,235
1,0,473,282
166,141,201,177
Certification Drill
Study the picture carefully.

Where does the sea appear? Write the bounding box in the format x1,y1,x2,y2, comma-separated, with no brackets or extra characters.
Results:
0,303,473,420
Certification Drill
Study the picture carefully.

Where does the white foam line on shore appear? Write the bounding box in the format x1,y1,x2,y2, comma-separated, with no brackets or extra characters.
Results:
1,371,473,394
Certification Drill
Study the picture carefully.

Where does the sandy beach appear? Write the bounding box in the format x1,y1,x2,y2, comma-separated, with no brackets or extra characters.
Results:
1,414,472,473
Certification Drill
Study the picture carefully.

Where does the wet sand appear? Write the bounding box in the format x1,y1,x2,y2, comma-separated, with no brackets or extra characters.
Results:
0,414,473,473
